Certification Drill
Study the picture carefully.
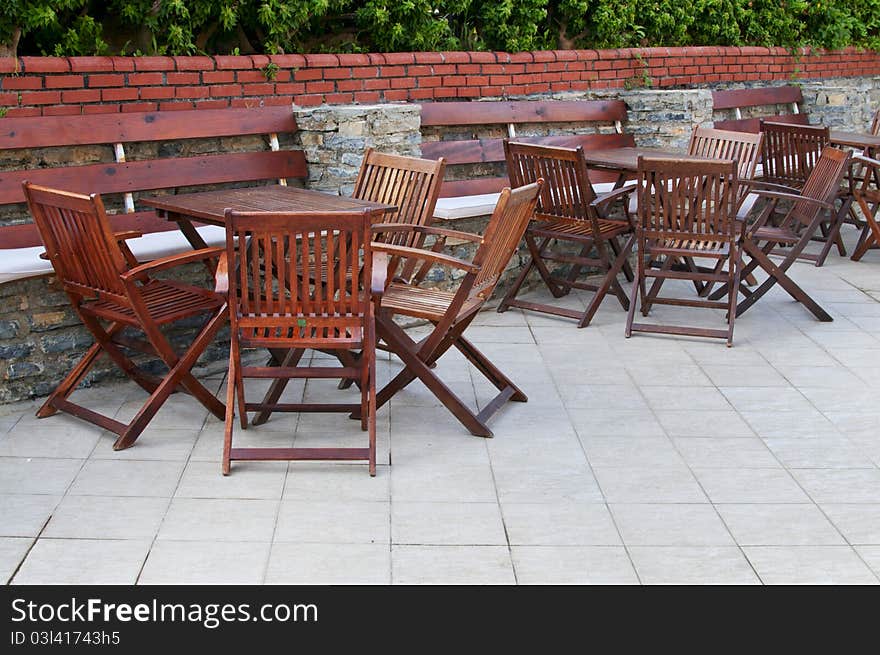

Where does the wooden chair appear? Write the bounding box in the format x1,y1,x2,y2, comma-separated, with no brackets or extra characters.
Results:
221,208,387,476
22,182,227,450
497,141,635,328
848,153,880,261
368,181,543,436
688,127,763,216
708,146,852,320
871,109,880,136
759,120,851,266
625,157,743,347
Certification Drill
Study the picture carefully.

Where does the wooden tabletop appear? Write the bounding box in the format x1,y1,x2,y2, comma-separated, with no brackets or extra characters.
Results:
829,130,880,151
141,185,394,226
583,147,710,172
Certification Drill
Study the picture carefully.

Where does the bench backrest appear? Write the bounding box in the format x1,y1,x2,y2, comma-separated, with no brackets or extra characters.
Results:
0,106,306,248
420,100,633,196
712,85,808,133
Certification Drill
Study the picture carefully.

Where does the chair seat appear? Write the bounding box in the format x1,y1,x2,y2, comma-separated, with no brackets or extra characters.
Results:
529,218,630,240
751,225,799,243
84,279,223,325
381,282,481,321
649,237,731,256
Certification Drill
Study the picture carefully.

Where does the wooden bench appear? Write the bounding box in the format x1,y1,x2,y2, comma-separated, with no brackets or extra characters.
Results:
712,85,809,133
0,106,306,284
420,100,634,220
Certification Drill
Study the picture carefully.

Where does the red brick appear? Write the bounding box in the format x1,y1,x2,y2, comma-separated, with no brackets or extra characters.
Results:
243,83,275,95
209,84,243,97
390,77,416,89
469,52,496,63
324,67,353,80
82,104,119,114
111,57,136,72
174,57,215,71
303,54,339,67
457,86,480,97
129,72,164,85
139,86,175,100
0,58,18,73
412,52,444,64
352,66,379,78
121,102,158,112
20,90,61,105
418,76,442,87
176,86,210,99
5,107,41,117
441,51,470,64
62,89,100,102
215,55,254,69
430,64,456,75
442,76,467,86
68,57,114,72
166,72,200,85
0,93,18,106
1,77,42,90
466,76,489,86
489,76,511,85
456,64,480,74
294,94,324,107
294,68,322,81
45,75,84,89
432,86,457,98
379,66,405,77
249,55,271,68
135,56,176,71
260,96,297,107
336,53,371,66
354,91,380,103
408,88,434,100
194,100,230,109
275,83,306,95
367,54,387,65
408,65,433,76
160,101,196,110
383,90,408,101
102,87,139,101
269,54,307,69
203,71,235,84
305,81,334,93
41,105,81,116
325,92,354,104
383,52,416,65
531,51,556,63
88,73,125,87
21,57,69,73
336,79,364,92
363,79,390,90
236,71,267,83
509,52,534,63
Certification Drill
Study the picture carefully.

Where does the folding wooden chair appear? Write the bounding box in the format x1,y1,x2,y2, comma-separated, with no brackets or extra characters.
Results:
871,109,880,137
849,153,880,261
708,146,852,320
221,208,386,476
23,182,227,450
759,120,852,266
625,157,743,347
497,141,635,328
368,181,543,436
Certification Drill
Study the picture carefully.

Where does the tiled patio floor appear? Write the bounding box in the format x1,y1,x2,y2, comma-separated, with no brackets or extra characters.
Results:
2,232,879,585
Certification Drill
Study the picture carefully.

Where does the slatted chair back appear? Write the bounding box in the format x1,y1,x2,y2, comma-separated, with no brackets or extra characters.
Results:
787,146,851,230
352,149,446,247
760,121,830,187
636,157,739,245
23,183,128,302
225,209,373,348
468,183,544,303
504,140,596,222
688,127,763,207
712,85,808,133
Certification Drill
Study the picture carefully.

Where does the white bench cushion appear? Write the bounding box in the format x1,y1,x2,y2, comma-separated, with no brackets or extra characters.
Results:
0,225,227,285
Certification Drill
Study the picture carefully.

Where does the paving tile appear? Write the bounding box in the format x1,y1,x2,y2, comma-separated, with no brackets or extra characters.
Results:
821,504,880,545
568,409,665,438
593,467,708,503
855,546,880,576
392,545,514,585
763,437,875,469
90,429,199,461
267,543,390,585
739,409,842,439
391,462,497,503
559,384,648,410
701,365,790,388
0,494,61,537
69,459,184,498
625,364,712,386
791,469,880,504
743,546,879,585
275,500,390,544
692,468,809,504
627,546,759,585
611,504,734,546
492,461,603,504
0,537,32,584
655,410,755,438
283,464,390,502
0,424,100,459
157,498,278,542
43,495,169,540
580,436,687,470
673,438,780,468
512,546,638,584
502,502,620,546
393,502,505,545
642,386,732,412
12,538,151,585
0,457,83,495
139,540,271,585
716,504,845,546
175,460,286,499
719,387,815,413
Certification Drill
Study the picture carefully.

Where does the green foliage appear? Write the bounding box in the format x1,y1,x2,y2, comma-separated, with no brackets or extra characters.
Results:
2,0,878,56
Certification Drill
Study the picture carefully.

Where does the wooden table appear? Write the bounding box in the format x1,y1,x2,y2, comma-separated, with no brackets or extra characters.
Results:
582,147,709,186
830,130,880,153
142,185,394,252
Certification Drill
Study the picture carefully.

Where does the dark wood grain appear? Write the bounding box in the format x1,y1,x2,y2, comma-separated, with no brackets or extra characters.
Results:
420,100,627,127
711,85,803,110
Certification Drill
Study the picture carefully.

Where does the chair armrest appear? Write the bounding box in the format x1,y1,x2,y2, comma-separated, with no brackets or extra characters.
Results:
114,230,143,242
214,252,230,295
590,184,637,210
121,246,225,282
748,189,836,211
372,243,480,273
853,153,880,169
741,179,802,195
372,223,484,244
371,252,389,296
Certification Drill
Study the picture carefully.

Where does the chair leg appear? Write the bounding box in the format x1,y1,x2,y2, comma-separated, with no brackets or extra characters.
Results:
527,236,567,298
251,348,305,426
815,197,852,266
642,257,673,316
579,234,634,328
624,253,643,338
726,251,742,347
609,235,635,283
498,239,536,313
222,346,236,476
367,343,377,477
455,335,527,403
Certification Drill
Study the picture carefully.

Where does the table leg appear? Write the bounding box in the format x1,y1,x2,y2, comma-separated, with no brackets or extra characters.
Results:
168,211,216,275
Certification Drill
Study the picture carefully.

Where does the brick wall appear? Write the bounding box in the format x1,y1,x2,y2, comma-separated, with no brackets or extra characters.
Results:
2,47,880,115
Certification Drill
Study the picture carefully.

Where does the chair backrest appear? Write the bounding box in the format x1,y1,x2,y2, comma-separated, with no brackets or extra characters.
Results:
760,120,830,187
688,127,763,205
871,109,880,137
352,149,445,248
22,182,129,303
636,157,739,243
468,181,543,303
225,209,377,344
787,146,851,229
504,140,595,222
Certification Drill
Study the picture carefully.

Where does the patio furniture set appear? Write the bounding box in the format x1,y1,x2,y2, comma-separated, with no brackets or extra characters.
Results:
2,96,879,478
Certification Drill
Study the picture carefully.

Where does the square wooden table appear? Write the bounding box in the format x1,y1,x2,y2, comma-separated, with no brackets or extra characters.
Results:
582,147,710,186
830,130,880,153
